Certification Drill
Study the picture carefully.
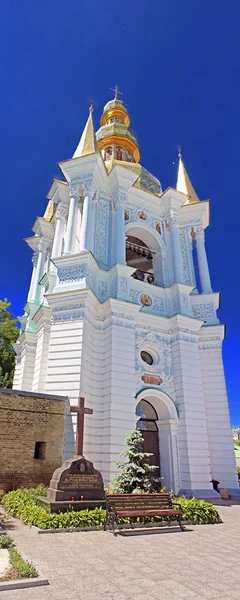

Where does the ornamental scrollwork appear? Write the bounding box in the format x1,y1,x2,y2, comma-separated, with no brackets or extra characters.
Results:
58,265,84,284
32,252,38,266
69,185,81,199
56,203,68,220
95,197,109,265
192,303,215,320
38,237,52,253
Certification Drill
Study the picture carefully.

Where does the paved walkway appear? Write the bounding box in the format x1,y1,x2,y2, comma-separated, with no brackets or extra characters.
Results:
1,504,240,600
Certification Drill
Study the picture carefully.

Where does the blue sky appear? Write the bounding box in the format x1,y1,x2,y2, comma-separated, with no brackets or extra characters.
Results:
0,1,239,422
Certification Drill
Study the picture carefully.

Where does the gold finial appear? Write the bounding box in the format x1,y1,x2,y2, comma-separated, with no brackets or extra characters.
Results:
109,85,123,99
177,145,182,158
88,98,96,113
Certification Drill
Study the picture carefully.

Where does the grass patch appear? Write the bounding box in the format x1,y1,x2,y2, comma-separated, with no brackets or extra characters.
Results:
8,547,38,578
1,485,221,529
0,534,13,549
0,534,38,580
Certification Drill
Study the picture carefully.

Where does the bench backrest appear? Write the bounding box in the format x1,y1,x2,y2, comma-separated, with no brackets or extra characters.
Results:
106,493,172,511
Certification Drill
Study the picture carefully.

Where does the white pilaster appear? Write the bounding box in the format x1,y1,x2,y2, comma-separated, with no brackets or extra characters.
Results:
51,204,68,259
199,327,239,493
27,253,38,302
64,188,79,255
115,202,125,264
171,315,216,498
195,227,212,293
13,333,37,392
79,193,93,251
31,239,48,302
169,211,184,283
32,306,52,393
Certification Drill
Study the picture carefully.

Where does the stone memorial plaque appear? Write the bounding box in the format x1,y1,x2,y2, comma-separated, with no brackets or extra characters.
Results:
47,456,105,501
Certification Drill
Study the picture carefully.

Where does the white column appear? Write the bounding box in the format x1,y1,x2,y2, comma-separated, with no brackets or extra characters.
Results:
115,202,126,264
90,194,97,252
64,189,79,255
195,228,212,293
76,204,82,252
80,193,93,251
169,212,184,283
52,204,67,258
27,252,38,302
30,240,48,302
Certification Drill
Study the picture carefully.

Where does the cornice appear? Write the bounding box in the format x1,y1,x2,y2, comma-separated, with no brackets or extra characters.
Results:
180,200,210,229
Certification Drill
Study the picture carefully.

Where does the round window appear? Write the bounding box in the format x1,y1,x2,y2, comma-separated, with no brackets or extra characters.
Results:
140,350,153,366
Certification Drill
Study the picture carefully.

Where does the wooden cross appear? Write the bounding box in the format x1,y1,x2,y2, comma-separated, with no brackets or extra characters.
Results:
110,84,123,99
70,397,93,456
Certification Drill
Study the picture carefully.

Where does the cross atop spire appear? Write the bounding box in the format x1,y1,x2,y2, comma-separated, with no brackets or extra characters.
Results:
109,85,123,99
88,98,96,114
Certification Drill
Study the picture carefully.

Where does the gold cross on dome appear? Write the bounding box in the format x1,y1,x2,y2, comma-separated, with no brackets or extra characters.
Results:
110,85,123,99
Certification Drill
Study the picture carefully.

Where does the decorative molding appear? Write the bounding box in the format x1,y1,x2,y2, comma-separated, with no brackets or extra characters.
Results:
135,330,175,399
119,276,128,295
179,229,191,285
95,197,109,264
58,265,84,284
111,277,118,298
192,303,215,320
56,203,68,220
38,238,51,253
98,281,108,298
32,252,38,266
152,296,164,313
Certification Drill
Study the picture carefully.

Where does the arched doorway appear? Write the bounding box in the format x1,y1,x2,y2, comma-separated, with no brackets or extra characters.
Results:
135,389,180,493
136,399,160,482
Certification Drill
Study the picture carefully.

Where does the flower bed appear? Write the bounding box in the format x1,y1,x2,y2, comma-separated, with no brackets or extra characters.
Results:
0,486,221,530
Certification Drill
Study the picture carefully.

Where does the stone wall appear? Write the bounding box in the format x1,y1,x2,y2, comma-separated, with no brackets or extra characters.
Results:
0,388,67,491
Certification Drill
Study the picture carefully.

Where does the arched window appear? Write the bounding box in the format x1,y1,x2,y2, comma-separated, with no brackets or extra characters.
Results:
105,147,112,160
115,147,123,160
136,399,158,431
126,235,155,284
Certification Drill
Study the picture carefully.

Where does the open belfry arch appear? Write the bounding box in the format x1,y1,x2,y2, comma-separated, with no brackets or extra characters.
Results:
13,89,239,498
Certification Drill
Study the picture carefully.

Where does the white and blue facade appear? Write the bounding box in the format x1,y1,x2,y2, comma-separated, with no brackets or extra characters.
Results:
13,98,239,498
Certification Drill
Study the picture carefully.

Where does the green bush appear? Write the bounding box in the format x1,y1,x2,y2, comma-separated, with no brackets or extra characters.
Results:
0,489,5,502
9,547,38,578
174,497,221,524
2,485,221,529
0,534,14,549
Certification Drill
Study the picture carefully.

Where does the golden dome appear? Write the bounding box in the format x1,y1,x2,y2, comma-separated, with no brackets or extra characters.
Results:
96,98,140,163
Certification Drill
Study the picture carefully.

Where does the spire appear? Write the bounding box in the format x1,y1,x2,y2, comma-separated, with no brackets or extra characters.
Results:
176,149,200,204
73,106,97,159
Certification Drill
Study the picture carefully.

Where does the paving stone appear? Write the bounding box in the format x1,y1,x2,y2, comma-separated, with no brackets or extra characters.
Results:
1,504,240,600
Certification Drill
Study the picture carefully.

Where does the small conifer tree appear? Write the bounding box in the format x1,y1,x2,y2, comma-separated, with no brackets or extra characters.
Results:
113,429,161,493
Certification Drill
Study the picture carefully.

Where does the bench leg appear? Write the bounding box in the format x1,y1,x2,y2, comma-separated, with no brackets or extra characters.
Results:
111,514,117,536
178,516,185,531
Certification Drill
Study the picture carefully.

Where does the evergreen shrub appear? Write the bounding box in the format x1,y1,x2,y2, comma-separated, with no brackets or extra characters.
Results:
1,485,221,529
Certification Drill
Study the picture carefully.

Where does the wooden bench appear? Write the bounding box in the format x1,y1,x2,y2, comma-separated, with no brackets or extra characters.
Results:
104,493,184,534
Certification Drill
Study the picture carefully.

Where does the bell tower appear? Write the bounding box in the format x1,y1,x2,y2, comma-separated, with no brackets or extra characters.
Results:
13,90,239,499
